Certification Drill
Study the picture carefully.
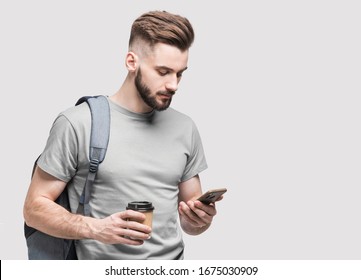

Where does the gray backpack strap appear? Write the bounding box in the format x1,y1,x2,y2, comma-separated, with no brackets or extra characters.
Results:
76,95,111,216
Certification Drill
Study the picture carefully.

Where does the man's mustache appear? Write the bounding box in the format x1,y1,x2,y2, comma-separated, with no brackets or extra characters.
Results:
158,91,175,96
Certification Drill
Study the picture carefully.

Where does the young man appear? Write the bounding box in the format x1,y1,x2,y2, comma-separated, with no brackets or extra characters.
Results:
24,10,218,259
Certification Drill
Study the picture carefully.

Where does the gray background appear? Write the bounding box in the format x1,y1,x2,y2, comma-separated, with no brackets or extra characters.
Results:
1,0,360,259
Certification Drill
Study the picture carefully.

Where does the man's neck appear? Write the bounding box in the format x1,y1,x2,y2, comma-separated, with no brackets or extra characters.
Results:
110,76,153,114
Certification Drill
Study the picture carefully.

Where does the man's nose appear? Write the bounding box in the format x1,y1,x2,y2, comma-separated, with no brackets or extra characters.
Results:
165,75,179,92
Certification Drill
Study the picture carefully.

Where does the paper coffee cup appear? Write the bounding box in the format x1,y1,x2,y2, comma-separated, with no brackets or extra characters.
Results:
126,201,154,228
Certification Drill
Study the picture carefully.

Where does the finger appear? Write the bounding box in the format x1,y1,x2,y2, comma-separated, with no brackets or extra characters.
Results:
118,210,146,222
187,201,215,225
115,235,145,246
178,206,204,227
179,201,206,227
178,202,198,226
120,228,151,241
117,210,152,232
113,211,152,234
98,230,145,245
193,200,217,216
124,220,152,234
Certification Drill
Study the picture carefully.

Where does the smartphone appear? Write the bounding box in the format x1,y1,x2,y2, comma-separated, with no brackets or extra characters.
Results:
196,188,227,204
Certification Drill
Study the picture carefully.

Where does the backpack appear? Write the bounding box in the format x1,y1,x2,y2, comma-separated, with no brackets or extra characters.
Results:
24,95,111,260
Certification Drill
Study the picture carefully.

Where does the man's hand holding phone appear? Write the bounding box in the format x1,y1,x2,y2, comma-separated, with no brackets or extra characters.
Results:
178,188,227,234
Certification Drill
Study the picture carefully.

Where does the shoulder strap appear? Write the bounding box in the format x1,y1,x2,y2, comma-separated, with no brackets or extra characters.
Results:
76,95,111,216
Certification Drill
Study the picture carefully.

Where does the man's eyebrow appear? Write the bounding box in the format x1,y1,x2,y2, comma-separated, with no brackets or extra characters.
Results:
155,66,188,72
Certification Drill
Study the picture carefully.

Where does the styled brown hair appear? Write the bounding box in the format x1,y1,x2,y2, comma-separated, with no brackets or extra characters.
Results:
129,10,195,51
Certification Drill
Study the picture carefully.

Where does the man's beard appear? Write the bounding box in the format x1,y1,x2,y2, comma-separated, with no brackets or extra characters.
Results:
135,68,174,111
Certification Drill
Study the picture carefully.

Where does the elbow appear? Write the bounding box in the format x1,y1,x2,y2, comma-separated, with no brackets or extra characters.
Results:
23,198,38,228
23,201,32,227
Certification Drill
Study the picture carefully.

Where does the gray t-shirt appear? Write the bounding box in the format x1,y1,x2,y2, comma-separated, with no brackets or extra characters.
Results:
37,98,208,259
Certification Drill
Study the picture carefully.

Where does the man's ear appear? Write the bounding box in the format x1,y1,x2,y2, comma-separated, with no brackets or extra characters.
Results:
125,51,138,72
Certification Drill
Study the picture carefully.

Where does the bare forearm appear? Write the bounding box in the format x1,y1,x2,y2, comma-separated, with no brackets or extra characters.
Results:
24,197,93,240
24,167,151,245
24,197,152,245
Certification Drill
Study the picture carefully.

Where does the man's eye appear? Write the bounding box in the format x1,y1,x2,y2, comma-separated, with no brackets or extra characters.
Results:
158,70,168,76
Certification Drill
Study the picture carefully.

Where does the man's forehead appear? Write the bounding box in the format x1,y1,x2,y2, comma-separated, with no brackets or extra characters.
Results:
150,43,189,69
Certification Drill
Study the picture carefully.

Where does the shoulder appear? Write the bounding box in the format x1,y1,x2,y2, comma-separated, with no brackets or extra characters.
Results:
48,102,91,137
59,102,91,127
61,101,90,120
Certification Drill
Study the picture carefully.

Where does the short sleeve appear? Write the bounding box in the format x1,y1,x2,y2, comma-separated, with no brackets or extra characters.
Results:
180,121,208,182
37,114,78,182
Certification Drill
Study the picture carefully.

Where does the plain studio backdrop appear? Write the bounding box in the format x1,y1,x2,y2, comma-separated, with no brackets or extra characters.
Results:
0,0,360,260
